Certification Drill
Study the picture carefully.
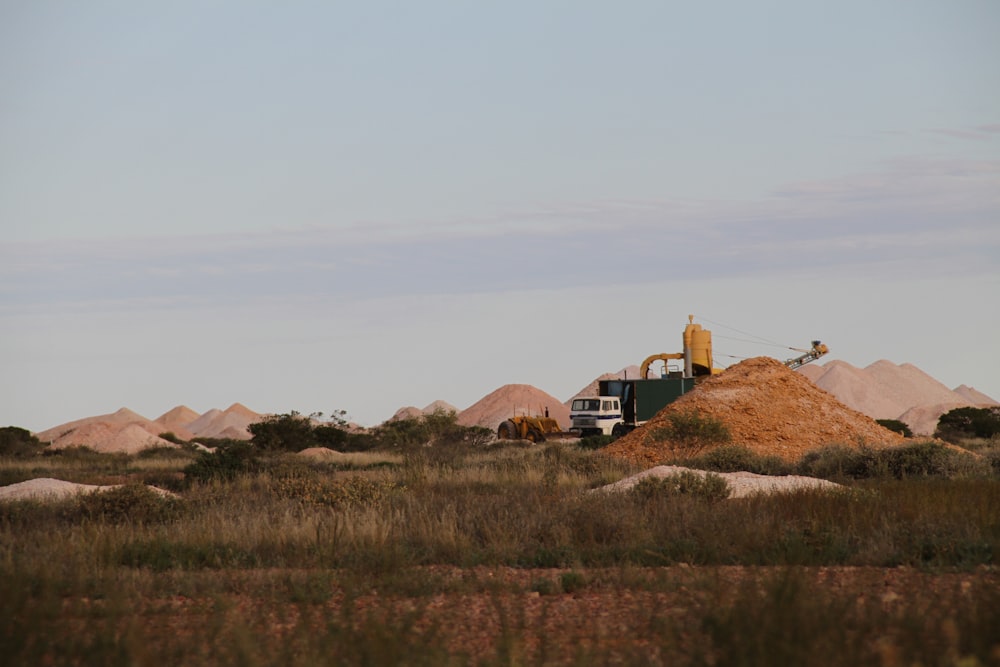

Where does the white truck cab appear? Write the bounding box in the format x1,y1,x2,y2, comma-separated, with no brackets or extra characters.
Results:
569,396,622,436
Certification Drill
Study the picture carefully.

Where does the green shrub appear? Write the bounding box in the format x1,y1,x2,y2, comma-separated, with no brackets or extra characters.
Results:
183,442,263,484
876,419,913,438
577,434,615,450
649,410,730,454
797,442,989,481
630,471,731,502
250,411,321,452
0,427,46,458
68,484,183,525
693,444,791,476
936,406,1000,441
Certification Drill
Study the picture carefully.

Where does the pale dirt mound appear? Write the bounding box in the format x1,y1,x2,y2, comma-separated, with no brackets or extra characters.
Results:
389,400,460,423
596,466,842,498
36,407,165,443
185,406,262,440
566,366,642,405
897,402,970,437
802,360,997,434
0,478,177,502
953,385,999,406
153,405,199,440
224,402,261,419
605,357,905,465
391,406,424,421
296,447,345,461
45,422,180,454
810,361,902,419
458,384,571,431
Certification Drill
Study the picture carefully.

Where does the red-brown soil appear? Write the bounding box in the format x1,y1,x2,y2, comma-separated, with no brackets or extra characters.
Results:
605,357,905,465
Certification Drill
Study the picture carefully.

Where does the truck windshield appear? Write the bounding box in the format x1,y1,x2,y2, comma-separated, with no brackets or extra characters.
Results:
571,399,601,411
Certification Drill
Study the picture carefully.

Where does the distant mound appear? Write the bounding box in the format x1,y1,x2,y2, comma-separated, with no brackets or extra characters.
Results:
388,400,460,423
185,404,263,440
36,408,182,453
44,422,179,454
798,360,997,435
458,384,571,431
606,357,904,465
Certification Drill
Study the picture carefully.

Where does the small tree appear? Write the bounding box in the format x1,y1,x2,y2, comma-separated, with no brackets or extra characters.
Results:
935,407,1000,441
876,419,913,438
249,411,318,452
0,426,46,458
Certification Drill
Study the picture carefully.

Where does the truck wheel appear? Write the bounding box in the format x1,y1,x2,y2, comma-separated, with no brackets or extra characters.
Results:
498,420,517,440
611,423,631,439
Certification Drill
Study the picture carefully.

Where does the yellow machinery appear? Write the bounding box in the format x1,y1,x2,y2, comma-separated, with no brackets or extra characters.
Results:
639,315,828,378
497,415,569,443
640,315,723,379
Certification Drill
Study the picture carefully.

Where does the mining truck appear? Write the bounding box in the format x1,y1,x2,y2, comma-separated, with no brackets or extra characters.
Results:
569,316,828,437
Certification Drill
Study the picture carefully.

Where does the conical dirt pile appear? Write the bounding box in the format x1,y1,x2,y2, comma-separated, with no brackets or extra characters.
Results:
605,357,905,465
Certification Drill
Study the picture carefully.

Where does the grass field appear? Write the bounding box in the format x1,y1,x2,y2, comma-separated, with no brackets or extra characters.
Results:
2,439,999,665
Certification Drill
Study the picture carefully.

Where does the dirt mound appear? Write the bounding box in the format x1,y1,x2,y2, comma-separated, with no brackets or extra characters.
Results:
154,405,200,440
605,357,904,465
595,466,842,498
295,447,346,461
953,385,999,406
802,360,997,434
44,422,180,454
185,406,262,440
458,384,571,431
0,478,177,502
897,402,969,437
388,400,459,422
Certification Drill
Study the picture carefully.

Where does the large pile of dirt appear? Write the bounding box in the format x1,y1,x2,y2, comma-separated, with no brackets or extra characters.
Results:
36,407,182,453
35,403,264,453
458,384,571,431
183,403,262,439
605,357,905,465
799,360,997,434
389,400,460,422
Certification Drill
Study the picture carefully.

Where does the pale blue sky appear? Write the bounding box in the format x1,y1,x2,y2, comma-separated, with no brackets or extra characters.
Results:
1,2,998,430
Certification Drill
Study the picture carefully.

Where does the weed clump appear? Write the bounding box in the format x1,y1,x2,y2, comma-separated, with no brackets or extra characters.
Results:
68,484,183,525
797,441,990,481
649,410,731,455
630,471,731,502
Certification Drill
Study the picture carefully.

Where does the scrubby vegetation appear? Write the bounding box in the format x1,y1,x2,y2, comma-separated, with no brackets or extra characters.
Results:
2,415,999,665
936,406,1000,441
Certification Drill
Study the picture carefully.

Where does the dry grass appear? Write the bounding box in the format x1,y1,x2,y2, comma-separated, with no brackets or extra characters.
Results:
1,441,999,665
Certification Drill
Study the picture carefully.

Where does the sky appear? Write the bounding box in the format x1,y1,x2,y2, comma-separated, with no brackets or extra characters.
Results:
1,1,998,432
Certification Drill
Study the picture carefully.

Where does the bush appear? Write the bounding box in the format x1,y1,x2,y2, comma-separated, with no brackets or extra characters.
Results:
797,442,990,481
577,434,615,450
250,411,321,452
649,410,731,454
183,442,263,484
692,444,791,476
68,484,183,525
876,419,913,438
936,406,1000,441
371,410,491,452
0,427,46,458
630,471,731,502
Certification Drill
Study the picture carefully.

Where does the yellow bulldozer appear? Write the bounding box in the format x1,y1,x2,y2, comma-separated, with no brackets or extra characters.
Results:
496,414,571,443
